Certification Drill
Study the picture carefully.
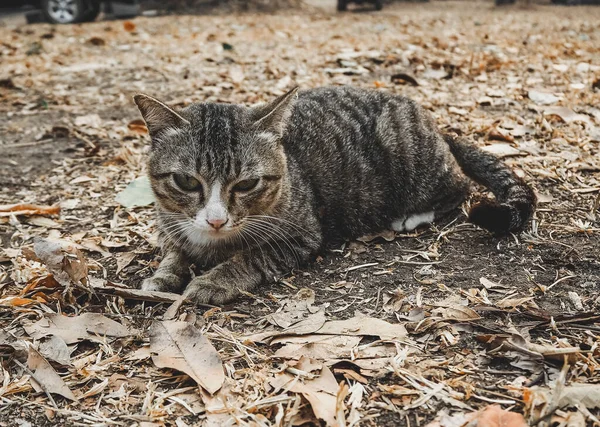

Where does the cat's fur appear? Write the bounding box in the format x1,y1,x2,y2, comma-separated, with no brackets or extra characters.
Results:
134,86,536,304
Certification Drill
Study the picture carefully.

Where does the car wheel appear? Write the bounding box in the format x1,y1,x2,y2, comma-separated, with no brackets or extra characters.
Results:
374,0,383,10
41,0,98,24
337,0,347,11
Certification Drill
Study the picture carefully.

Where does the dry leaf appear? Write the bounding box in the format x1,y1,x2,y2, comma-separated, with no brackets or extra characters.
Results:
149,320,224,394
0,203,60,217
525,383,600,412
528,90,559,105
481,143,521,158
27,346,77,401
544,106,591,125
316,315,407,340
123,21,136,32
25,313,138,344
33,238,88,288
270,357,339,426
38,336,72,366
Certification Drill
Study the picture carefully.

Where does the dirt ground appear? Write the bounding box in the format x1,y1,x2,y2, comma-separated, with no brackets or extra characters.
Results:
0,1,599,426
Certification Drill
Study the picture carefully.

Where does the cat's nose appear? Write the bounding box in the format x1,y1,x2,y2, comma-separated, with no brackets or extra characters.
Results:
207,218,228,230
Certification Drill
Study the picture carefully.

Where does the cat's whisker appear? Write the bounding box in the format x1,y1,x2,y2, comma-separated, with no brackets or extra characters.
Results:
242,223,291,265
243,220,302,268
248,215,319,239
238,228,269,267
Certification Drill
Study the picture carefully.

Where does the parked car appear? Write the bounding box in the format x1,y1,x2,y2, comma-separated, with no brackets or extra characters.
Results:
1,0,138,24
337,0,383,11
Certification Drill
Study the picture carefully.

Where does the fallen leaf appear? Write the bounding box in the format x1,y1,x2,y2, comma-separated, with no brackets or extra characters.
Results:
270,357,339,425
316,315,406,340
149,320,224,394
33,238,88,288
524,383,600,411
481,143,521,158
426,405,527,427
115,252,136,275
544,106,591,125
127,119,147,134
528,90,560,105
123,21,136,32
0,203,60,217
38,336,72,366
24,313,138,344
115,176,155,208
27,346,77,401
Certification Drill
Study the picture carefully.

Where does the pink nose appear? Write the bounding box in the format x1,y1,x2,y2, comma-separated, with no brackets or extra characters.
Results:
207,218,228,230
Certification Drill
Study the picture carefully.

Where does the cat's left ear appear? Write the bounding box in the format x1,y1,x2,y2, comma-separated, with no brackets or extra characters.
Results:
133,94,190,139
251,87,299,137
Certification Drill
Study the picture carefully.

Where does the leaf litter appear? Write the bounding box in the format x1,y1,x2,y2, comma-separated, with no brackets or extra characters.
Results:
0,1,599,425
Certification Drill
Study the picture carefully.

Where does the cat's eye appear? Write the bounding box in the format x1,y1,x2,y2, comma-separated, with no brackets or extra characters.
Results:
173,173,202,192
232,178,259,193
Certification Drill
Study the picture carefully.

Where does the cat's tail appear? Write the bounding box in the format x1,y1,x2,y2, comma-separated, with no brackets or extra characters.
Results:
443,134,536,235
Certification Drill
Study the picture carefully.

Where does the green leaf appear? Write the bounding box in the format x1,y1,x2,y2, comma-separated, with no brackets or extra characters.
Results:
115,176,155,208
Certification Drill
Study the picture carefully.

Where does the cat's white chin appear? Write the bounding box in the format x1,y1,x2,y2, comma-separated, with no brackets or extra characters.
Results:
185,227,235,247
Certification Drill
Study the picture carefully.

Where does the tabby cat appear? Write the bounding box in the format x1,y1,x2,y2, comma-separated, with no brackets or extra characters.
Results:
134,86,536,304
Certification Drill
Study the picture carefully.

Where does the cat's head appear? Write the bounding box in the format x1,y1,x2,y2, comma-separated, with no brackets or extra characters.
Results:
133,88,298,247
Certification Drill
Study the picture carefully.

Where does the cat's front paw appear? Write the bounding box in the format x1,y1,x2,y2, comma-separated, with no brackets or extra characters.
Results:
141,273,185,293
183,277,238,305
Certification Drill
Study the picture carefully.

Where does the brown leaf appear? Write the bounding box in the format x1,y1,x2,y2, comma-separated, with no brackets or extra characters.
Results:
316,315,407,340
27,346,77,401
123,21,136,32
149,320,224,394
38,336,71,366
127,119,148,135
270,357,339,425
426,405,527,427
24,313,138,344
544,106,591,125
481,143,521,158
33,238,88,288
0,203,60,217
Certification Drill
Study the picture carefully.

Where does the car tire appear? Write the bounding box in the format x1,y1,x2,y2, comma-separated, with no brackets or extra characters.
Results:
337,0,347,11
41,0,100,24
374,0,383,10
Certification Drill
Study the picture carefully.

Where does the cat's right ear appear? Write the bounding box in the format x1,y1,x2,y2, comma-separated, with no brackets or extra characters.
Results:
133,94,190,139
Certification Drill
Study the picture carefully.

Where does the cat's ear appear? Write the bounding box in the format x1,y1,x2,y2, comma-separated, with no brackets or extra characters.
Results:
133,94,190,138
251,87,299,137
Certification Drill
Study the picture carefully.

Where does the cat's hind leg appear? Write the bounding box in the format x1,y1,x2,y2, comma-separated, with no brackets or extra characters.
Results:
391,212,435,232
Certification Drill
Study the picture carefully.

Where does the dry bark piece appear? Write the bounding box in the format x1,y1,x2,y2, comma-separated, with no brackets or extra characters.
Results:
27,346,77,401
24,313,138,344
149,320,224,394
94,285,184,303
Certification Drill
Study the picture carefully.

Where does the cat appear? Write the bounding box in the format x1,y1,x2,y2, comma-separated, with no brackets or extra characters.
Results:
133,86,536,305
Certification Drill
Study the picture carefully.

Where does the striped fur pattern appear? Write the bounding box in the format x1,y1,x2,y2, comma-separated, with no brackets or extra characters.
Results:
134,86,536,305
